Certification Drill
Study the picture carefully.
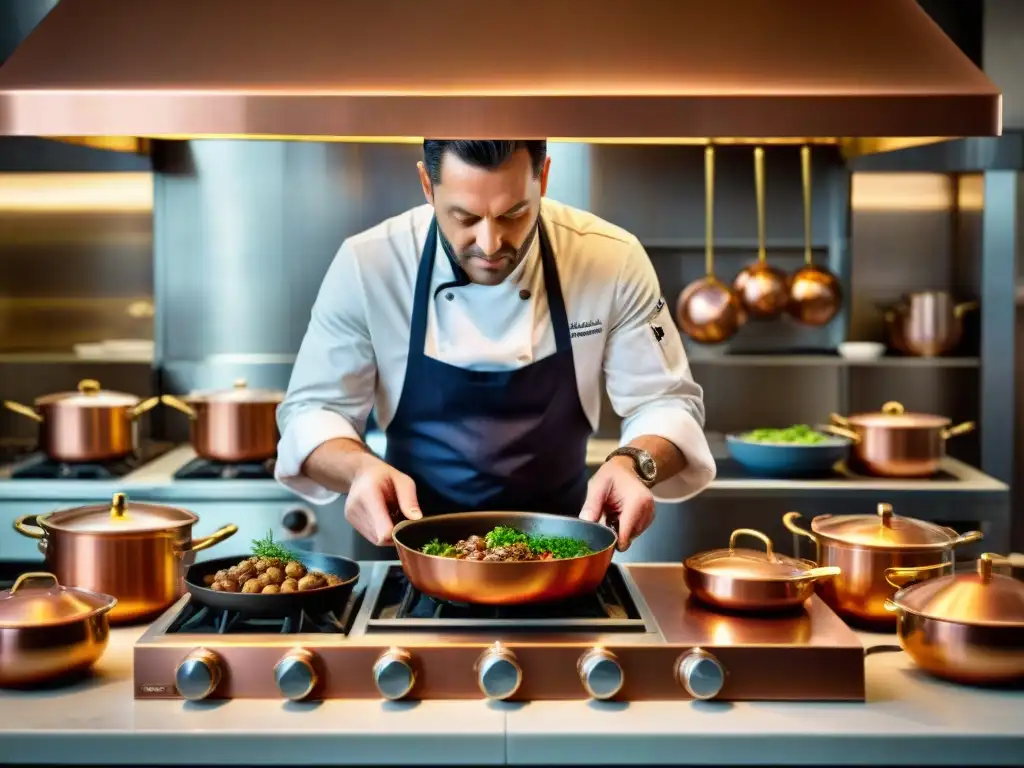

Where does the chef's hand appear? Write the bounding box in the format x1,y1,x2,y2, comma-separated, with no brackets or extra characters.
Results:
579,457,655,551
344,457,422,546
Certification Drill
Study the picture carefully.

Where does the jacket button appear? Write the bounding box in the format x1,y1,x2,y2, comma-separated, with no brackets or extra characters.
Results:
519,289,531,300
445,292,454,301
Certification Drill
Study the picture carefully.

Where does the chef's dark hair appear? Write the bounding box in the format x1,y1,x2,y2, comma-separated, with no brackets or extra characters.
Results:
423,140,547,185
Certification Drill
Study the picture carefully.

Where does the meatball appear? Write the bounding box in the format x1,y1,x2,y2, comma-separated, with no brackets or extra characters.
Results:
285,561,306,580
203,574,217,586
235,561,256,580
261,584,280,594
241,578,263,593
465,551,485,561
264,566,285,585
212,578,239,592
253,558,270,573
257,572,274,588
280,578,299,593
298,573,326,591
214,569,230,581
324,573,343,587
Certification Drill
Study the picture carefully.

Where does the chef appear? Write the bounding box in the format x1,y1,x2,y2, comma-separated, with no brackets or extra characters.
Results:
276,140,716,551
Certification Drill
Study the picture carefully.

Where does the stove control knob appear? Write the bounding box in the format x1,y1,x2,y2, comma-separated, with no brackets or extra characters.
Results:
373,648,416,700
274,649,319,701
175,648,222,701
577,647,624,700
282,508,313,535
476,643,522,700
676,648,726,700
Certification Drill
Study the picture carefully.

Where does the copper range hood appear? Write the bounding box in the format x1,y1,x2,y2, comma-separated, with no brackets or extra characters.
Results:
0,0,1001,156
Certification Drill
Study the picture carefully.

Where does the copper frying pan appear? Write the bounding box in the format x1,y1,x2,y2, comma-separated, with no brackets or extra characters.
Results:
391,511,617,605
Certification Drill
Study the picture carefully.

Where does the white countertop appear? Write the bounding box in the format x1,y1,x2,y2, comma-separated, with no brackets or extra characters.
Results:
1,627,1021,766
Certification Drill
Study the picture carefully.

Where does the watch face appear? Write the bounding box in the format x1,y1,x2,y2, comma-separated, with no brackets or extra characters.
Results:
638,454,657,480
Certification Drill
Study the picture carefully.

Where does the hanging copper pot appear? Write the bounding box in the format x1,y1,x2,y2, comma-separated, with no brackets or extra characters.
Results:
732,147,789,319
677,144,745,344
787,146,842,326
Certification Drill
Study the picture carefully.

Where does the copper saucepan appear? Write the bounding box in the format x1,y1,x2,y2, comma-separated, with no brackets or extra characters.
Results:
162,378,284,462
784,502,983,627
826,401,974,477
884,291,978,357
683,528,840,613
0,572,117,688
884,553,1024,686
392,511,617,605
13,493,237,624
3,379,160,462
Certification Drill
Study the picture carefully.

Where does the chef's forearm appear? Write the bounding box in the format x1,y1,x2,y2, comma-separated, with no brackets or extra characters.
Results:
625,434,688,480
301,438,382,494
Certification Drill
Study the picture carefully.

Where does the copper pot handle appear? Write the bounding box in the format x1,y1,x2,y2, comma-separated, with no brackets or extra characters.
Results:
884,562,951,589
797,565,842,581
129,397,160,420
782,512,816,543
954,301,979,319
950,529,984,547
941,421,975,440
13,514,44,539
190,524,239,553
3,400,43,423
829,412,850,428
820,424,860,443
729,528,776,557
160,394,196,419
881,401,905,415
10,572,59,593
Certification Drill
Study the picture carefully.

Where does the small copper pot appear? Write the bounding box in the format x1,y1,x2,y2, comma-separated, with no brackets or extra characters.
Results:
3,379,159,462
684,528,840,613
783,502,983,627
884,292,978,357
826,401,975,477
12,493,237,624
884,553,1024,685
0,572,117,688
162,379,283,462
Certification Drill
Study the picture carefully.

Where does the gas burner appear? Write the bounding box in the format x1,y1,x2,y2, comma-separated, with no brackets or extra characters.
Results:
134,563,866,703
166,593,362,635
173,457,276,480
368,565,647,632
6,441,176,480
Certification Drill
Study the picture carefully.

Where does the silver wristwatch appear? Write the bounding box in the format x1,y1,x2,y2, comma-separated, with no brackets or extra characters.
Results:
605,447,657,488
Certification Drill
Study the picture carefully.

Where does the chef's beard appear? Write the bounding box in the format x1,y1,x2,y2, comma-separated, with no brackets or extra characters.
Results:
439,215,541,284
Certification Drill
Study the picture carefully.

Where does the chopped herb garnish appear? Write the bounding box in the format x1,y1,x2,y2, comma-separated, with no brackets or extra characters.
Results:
422,526,593,560
251,528,300,562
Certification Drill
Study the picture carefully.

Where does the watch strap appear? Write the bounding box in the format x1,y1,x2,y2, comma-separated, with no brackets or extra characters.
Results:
605,447,656,488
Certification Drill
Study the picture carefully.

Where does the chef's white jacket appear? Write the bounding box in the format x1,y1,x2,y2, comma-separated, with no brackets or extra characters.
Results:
276,197,717,505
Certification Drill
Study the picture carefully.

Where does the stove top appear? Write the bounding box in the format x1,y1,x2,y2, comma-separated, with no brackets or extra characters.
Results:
134,562,865,703
173,457,276,480
3,441,176,480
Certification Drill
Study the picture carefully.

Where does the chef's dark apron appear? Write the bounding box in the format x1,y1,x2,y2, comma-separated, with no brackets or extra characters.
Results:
384,216,592,516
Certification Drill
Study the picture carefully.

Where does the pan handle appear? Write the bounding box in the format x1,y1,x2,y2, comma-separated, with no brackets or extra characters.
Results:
3,400,43,423
796,566,841,582
190,524,239,553
820,424,860,443
160,394,196,419
130,397,160,420
941,421,975,441
884,562,951,589
782,512,815,543
13,514,44,539
829,412,851,428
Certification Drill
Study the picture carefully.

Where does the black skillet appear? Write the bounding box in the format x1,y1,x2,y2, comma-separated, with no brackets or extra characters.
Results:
184,552,360,618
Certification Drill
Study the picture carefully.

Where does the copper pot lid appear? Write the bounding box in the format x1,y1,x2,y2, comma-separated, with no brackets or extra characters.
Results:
0,572,116,628
685,529,836,581
39,493,199,534
810,502,964,549
890,554,1024,628
34,378,141,408
185,378,284,404
842,401,950,429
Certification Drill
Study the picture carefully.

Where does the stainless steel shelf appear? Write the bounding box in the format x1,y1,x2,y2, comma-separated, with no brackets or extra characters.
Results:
684,353,980,368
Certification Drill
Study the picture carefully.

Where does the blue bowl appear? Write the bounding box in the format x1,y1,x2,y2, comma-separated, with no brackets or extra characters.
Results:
725,432,852,478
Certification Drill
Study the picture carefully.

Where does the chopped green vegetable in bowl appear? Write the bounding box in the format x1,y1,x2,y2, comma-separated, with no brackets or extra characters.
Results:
421,525,593,561
738,424,832,445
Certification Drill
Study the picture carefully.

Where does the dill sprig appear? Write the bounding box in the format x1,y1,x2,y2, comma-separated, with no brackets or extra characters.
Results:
251,528,300,562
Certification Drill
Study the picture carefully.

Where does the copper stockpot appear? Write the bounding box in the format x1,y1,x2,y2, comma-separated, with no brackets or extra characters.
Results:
884,553,1024,685
3,379,160,462
13,493,237,624
884,291,978,357
0,572,117,688
827,401,975,477
392,511,617,605
783,502,983,627
161,379,283,462
683,528,840,613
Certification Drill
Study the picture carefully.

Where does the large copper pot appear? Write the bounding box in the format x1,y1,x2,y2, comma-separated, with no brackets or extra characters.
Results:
162,379,283,462
783,502,983,627
2,379,160,462
12,493,237,624
884,291,978,357
683,528,840,613
884,553,1024,685
0,572,117,688
827,401,974,477
392,511,617,605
